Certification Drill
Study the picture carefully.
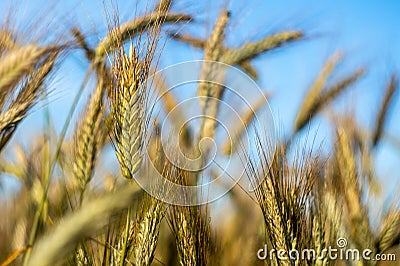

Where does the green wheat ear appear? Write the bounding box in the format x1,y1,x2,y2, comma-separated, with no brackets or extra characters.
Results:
72,81,105,197
111,44,147,179
109,2,169,180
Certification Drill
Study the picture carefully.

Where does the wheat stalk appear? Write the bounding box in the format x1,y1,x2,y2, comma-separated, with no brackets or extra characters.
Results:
165,166,211,266
372,74,398,147
221,92,270,155
0,45,50,95
153,72,192,147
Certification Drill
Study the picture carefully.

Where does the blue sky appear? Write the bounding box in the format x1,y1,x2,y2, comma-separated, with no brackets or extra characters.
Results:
1,0,399,212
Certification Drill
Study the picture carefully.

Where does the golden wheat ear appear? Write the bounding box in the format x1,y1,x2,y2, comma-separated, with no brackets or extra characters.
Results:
106,3,186,179
153,0,173,13
0,29,17,54
295,51,343,132
376,210,400,253
247,130,326,264
221,91,271,155
27,186,142,266
294,63,365,134
198,10,231,141
72,81,105,201
110,44,149,180
127,194,166,265
0,46,60,151
222,31,303,66
334,127,374,251
170,32,260,80
95,13,191,61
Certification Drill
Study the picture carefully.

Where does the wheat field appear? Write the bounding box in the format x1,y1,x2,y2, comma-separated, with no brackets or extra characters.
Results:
0,0,399,265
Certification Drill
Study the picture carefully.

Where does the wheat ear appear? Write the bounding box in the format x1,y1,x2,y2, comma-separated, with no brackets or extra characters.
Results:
0,45,49,100
295,68,365,133
170,33,260,80
376,210,400,253
73,81,105,196
111,45,149,179
295,51,343,132
222,31,303,65
335,127,374,250
95,13,191,60
372,74,398,147
198,10,230,141
27,186,142,266
0,50,58,151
